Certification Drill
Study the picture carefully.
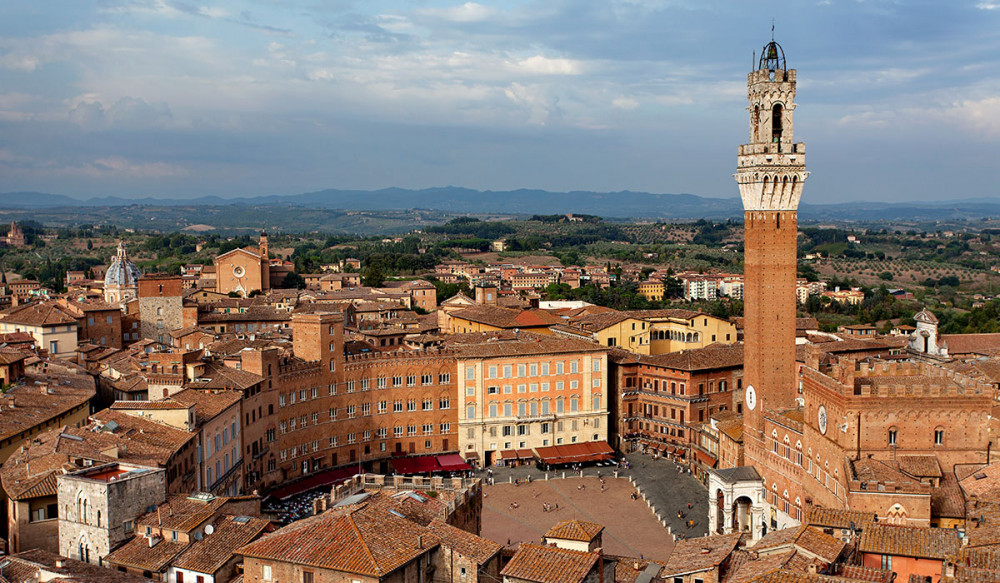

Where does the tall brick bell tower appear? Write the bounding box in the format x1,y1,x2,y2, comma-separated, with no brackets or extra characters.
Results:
708,37,808,541
737,38,808,449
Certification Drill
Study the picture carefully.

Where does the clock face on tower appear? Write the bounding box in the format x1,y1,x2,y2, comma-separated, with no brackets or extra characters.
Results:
818,404,828,435
745,385,757,411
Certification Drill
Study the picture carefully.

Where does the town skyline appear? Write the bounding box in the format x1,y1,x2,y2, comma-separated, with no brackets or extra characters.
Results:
1,1,999,203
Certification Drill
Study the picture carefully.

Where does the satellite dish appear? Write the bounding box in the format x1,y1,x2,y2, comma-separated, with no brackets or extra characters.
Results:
204,524,215,535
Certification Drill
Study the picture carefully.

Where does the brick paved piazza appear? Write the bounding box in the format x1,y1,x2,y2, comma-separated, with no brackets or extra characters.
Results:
482,475,676,561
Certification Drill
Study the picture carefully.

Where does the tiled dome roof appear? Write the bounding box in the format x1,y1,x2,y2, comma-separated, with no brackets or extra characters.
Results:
105,241,142,288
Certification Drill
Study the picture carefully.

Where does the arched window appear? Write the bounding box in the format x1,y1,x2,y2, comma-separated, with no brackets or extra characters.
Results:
934,427,944,446
772,103,783,143
753,105,760,139
888,426,898,446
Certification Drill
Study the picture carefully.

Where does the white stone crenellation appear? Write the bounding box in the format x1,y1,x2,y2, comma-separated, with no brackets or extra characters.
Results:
734,66,808,212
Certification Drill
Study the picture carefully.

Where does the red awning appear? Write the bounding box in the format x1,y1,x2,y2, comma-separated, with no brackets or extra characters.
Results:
516,449,535,460
534,441,614,465
393,456,442,474
695,450,717,468
464,451,480,460
499,450,518,460
436,454,471,472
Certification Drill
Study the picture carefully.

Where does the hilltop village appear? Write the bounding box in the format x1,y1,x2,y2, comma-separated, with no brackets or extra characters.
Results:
1,41,1000,583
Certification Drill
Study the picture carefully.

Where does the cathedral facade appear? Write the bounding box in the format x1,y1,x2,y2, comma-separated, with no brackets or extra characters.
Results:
214,231,271,297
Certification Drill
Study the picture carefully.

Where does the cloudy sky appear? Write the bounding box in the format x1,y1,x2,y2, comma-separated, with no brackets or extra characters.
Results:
0,0,998,203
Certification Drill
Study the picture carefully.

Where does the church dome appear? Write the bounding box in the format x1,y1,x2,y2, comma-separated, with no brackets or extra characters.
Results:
105,241,142,288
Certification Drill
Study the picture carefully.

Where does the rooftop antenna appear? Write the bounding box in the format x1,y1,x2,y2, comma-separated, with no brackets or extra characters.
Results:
770,18,776,41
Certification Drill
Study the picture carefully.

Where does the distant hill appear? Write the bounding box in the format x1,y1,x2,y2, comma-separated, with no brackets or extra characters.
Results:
2,187,1000,222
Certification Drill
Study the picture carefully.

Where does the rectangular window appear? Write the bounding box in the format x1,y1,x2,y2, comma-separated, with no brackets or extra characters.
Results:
541,363,549,375
466,366,476,380
489,366,498,379
593,359,601,372
503,365,512,378
529,364,538,376
570,360,578,373
466,404,476,419
518,364,526,377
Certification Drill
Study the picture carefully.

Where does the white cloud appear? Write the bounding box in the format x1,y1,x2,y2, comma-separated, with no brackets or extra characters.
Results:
514,56,583,75
90,156,187,178
0,53,40,71
948,97,1000,137
976,2,1000,9
68,97,174,130
198,6,228,19
504,82,560,125
425,2,498,23
612,96,639,110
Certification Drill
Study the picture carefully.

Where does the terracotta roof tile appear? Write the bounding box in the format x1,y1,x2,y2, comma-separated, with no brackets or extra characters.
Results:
1,301,77,326
135,494,235,534
544,519,604,542
638,344,743,372
443,330,608,359
238,502,431,577
858,524,961,560
425,519,502,565
805,507,876,530
5,549,154,582
722,550,796,583
171,515,271,575
501,544,602,583
0,365,96,442
105,536,188,572
662,533,743,577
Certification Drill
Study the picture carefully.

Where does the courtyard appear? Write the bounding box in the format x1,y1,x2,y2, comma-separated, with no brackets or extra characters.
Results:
480,451,708,561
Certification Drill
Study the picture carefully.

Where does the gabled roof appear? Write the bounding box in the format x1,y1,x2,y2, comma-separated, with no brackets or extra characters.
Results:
215,246,262,261
238,502,431,577
501,544,602,583
544,519,604,542
172,515,271,575
662,533,742,577
858,524,961,560
639,344,743,371
805,507,876,531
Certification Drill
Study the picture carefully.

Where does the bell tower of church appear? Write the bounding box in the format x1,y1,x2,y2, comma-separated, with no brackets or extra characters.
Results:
736,39,809,466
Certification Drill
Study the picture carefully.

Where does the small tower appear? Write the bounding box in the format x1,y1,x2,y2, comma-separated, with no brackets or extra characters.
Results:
259,230,269,259
908,308,949,360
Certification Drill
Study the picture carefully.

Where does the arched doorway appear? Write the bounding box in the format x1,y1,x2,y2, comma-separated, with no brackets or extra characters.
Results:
733,496,753,533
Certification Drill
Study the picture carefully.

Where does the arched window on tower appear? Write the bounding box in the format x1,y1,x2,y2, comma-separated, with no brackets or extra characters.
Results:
772,104,783,145
753,105,760,140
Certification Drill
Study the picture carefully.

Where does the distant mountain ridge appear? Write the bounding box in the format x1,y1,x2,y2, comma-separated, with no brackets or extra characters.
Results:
2,187,1000,222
